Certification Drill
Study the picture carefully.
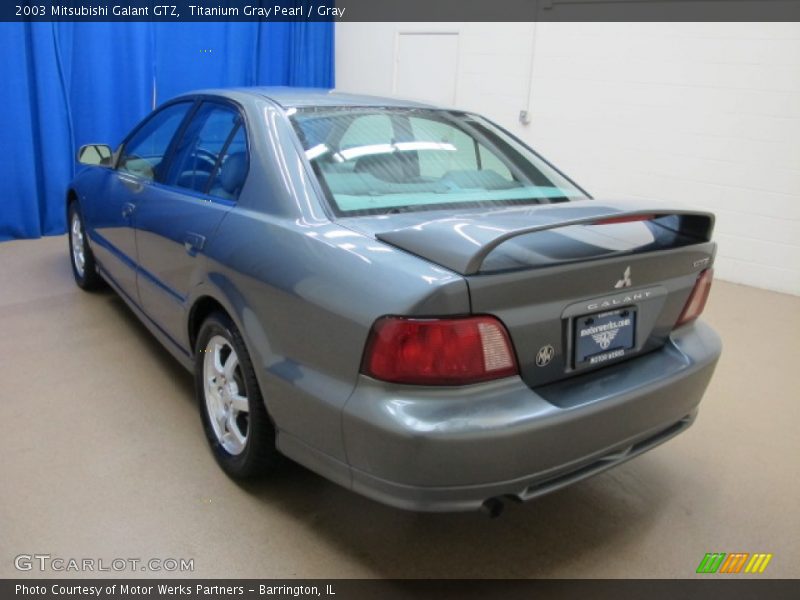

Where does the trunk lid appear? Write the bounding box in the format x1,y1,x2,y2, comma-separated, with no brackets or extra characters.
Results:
344,200,716,388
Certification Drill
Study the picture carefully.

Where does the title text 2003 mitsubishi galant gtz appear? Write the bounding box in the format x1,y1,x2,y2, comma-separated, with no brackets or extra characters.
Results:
67,88,721,514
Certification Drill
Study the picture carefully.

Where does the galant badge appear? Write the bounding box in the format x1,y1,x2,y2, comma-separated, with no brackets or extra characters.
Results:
535,345,555,367
614,266,632,289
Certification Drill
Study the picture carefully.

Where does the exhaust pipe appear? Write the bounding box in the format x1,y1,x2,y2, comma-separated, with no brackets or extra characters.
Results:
481,497,505,518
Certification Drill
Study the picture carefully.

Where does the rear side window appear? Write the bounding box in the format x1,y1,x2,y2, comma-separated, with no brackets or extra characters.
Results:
118,102,192,181
164,103,248,201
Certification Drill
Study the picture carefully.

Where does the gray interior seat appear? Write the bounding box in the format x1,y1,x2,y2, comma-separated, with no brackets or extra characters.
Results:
210,152,247,200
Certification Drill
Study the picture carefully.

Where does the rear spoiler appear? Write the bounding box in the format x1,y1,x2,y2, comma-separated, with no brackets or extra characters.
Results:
376,203,714,275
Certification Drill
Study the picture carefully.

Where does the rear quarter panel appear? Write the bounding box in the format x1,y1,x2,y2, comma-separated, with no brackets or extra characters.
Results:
202,212,469,462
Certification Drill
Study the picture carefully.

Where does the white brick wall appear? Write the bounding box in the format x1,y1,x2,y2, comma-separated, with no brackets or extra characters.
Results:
336,22,800,295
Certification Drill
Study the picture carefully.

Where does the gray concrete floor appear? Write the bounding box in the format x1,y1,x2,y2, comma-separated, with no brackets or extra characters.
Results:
0,235,798,579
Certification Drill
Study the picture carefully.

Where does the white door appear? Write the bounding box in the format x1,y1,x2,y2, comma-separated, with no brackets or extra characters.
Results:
394,32,459,106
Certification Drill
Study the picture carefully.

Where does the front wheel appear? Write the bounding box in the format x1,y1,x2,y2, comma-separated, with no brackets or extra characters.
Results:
68,201,103,290
195,312,279,478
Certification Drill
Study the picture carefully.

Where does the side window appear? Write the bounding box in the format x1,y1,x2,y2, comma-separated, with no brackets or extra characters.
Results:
118,102,192,181
164,103,246,200
208,126,248,201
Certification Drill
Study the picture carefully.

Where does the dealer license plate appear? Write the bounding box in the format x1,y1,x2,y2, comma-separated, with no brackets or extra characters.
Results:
574,308,636,366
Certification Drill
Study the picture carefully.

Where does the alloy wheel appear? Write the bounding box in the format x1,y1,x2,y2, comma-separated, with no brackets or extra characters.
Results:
202,335,249,455
71,212,86,277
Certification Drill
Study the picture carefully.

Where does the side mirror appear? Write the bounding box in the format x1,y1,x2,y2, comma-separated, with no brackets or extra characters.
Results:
77,144,113,166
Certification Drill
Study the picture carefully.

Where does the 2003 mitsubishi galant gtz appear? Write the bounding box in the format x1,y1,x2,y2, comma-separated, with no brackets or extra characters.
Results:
67,88,721,514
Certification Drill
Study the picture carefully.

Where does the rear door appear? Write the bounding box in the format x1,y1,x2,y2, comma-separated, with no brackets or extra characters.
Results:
133,100,248,350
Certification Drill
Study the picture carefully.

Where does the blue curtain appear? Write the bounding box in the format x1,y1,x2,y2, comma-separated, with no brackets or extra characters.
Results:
0,22,334,241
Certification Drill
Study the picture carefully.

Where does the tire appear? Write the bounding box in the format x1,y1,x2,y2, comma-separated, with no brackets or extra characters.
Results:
195,311,279,478
68,201,103,290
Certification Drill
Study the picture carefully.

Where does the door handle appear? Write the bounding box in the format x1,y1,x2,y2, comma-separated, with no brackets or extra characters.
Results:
119,174,144,193
121,202,136,218
183,232,206,256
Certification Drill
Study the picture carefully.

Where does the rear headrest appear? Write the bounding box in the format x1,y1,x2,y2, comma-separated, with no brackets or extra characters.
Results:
219,152,248,195
354,152,417,183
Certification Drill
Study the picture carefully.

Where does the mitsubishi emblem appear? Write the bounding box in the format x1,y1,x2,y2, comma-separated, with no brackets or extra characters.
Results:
614,266,632,289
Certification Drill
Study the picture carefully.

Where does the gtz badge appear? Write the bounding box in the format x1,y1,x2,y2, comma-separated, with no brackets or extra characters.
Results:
614,266,632,289
535,345,555,367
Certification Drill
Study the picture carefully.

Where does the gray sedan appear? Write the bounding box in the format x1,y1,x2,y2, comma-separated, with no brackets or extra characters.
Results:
67,88,721,514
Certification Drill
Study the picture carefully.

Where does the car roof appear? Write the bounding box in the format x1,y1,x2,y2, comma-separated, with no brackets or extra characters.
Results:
187,86,440,110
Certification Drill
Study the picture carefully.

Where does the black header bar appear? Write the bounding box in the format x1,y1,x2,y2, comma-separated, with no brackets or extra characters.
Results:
6,0,800,22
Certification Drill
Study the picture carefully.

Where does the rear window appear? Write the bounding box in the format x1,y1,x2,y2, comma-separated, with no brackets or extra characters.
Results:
290,107,588,216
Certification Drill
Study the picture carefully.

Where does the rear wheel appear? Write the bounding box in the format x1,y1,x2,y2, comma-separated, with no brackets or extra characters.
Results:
195,312,279,478
68,201,103,290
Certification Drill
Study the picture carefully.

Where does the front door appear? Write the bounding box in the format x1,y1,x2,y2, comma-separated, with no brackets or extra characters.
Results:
87,169,140,297
96,101,195,299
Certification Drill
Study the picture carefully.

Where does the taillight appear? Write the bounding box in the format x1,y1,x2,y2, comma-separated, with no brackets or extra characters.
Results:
675,268,713,328
361,316,519,385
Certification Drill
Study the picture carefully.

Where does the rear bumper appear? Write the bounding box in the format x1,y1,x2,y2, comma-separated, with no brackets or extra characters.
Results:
340,320,721,512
